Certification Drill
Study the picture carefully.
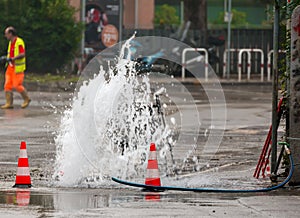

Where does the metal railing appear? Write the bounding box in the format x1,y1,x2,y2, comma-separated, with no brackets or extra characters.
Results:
181,48,208,81
223,48,250,78
238,48,264,82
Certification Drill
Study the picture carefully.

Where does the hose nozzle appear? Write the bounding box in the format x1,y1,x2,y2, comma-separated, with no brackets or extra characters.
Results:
284,144,291,155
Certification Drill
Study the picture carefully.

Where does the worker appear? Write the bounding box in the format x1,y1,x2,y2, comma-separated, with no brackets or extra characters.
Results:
1,26,31,109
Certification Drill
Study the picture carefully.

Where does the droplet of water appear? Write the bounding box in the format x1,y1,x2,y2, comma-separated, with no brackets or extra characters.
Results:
204,129,208,137
170,117,176,125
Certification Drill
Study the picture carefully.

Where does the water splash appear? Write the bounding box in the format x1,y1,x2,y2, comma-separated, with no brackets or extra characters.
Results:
53,35,229,188
53,35,174,187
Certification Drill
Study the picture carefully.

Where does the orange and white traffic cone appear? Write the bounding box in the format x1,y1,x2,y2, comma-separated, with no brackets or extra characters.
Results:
16,189,30,206
145,143,161,187
145,193,161,201
13,141,32,188
261,159,271,178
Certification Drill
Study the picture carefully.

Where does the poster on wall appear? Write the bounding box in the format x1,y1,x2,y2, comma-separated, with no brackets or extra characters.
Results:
85,0,120,50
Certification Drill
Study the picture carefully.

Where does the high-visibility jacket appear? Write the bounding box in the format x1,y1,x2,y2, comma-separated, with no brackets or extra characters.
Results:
7,37,26,73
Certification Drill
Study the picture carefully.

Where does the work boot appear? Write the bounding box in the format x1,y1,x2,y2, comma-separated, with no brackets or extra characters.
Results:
20,90,31,109
1,91,13,109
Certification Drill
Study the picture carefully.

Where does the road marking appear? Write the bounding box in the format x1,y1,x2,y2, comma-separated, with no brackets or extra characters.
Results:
0,162,18,165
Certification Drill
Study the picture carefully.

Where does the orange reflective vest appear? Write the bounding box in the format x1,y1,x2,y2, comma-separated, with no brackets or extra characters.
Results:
7,37,26,73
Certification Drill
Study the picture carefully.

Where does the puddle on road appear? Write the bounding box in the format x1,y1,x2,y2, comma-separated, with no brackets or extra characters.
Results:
0,188,175,209
0,188,235,213
0,107,50,120
0,187,298,216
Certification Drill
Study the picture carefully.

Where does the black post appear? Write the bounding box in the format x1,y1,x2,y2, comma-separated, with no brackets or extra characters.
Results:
271,0,280,180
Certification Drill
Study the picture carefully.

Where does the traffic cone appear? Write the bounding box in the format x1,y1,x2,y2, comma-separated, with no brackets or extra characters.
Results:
16,189,30,206
261,159,270,178
13,141,32,188
145,143,161,186
145,193,161,201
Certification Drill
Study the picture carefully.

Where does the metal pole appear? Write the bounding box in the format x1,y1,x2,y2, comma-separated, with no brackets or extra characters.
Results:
135,0,138,29
119,0,123,42
226,0,232,79
180,0,184,25
271,0,280,179
80,0,86,74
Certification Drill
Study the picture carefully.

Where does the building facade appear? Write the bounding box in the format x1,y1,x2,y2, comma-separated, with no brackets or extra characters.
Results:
68,0,155,29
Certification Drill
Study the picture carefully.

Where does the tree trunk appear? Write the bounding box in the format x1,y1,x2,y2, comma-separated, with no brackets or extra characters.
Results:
184,0,207,31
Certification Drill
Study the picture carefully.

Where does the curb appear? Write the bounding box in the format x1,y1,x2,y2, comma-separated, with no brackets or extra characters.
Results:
24,81,76,92
0,78,272,92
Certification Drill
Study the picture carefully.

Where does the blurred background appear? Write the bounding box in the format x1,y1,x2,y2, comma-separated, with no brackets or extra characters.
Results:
0,0,277,78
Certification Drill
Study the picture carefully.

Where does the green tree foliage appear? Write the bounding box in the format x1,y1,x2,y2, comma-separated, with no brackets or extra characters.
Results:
213,9,248,28
274,0,300,93
154,4,180,28
0,0,83,73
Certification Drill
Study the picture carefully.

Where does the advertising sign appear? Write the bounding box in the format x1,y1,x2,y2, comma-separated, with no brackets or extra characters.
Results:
85,0,120,50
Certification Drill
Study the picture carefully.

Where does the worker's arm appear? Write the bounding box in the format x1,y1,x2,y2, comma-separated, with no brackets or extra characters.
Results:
12,52,25,61
11,44,25,61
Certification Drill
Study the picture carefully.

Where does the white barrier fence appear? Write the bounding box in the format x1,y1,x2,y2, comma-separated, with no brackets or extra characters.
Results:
182,47,283,82
223,48,265,82
223,49,251,78
238,49,264,82
182,48,209,81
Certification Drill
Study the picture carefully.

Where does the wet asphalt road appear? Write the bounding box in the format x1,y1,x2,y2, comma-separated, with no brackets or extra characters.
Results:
0,82,300,217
